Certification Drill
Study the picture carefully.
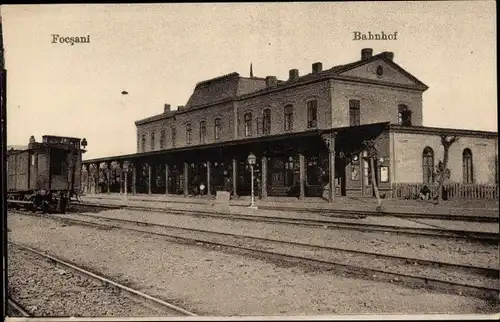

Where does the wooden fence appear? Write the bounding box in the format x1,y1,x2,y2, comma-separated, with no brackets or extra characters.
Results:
392,183,499,200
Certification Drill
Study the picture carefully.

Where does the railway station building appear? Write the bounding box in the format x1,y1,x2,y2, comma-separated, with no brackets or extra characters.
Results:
81,48,498,202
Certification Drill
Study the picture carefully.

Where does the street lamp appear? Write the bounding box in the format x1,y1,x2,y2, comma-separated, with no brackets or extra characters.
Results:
247,152,257,209
123,162,129,198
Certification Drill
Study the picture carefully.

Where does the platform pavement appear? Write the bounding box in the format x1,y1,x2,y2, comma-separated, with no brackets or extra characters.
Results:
79,193,499,218
77,194,499,234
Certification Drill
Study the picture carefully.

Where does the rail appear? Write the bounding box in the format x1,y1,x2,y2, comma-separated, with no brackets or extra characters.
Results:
9,242,198,317
13,211,499,301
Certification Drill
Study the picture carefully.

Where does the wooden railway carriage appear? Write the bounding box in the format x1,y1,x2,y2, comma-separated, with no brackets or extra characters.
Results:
7,135,86,213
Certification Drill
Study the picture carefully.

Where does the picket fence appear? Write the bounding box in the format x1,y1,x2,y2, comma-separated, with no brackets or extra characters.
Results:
391,183,499,200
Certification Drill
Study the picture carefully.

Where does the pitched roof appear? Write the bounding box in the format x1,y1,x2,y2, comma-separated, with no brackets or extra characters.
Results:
328,51,428,88
135,50,428,125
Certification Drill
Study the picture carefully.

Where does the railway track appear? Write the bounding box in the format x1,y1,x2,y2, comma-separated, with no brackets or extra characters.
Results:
78,197,500,223
7,298,31,317
8,241,198,317
11,210,500,302
73,202,499,244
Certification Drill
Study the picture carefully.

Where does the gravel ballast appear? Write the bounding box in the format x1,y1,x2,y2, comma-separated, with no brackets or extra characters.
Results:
72,208,498,269
7,213,500,316
53,212,498,289
7,244,181,317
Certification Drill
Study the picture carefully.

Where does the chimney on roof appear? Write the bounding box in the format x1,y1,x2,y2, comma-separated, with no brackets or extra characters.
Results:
265,76,278,88
361,48,373,60
164,104,171,113
289,69,299,81
383,51,394,61
312,62,323,74
177,105,185,111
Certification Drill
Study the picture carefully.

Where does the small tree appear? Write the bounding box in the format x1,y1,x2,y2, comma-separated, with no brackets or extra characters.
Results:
362,139,383,210
435,135,458,204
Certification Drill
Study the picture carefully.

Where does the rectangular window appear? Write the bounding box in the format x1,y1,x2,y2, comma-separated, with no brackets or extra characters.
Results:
380,166,389,183
349,100,361,126
214,118,221,141
256,117,262,135
171,128,176,147
351,165,360,181
244,113,252,137
186,124,192,144
141,134,146,152
150,132,155,151
284,105,293,131
50,149,67,175
307,100,318,128
160,130,165,149
200,121,206,144
263,109,271,135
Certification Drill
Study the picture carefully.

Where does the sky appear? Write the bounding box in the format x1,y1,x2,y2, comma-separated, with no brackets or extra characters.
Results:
1,2,497,160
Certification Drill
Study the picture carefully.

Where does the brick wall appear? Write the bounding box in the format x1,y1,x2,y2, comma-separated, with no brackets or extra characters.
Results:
332,81,423,128
136,101,235,152
235,80,331,138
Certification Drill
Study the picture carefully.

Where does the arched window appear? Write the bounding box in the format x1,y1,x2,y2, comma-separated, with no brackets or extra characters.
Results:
463,148,474,184
284,105,293,131
244,112,252,136
349,100,360,126
186,123,192,144
422,147,434,184
262,109,271,135
307,100,318,128
199,120,207,143
398,104,412,126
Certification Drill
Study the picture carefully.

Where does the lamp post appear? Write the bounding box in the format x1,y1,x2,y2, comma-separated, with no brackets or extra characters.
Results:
123,162,129,198
81,138,88,193
247,152,257,209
